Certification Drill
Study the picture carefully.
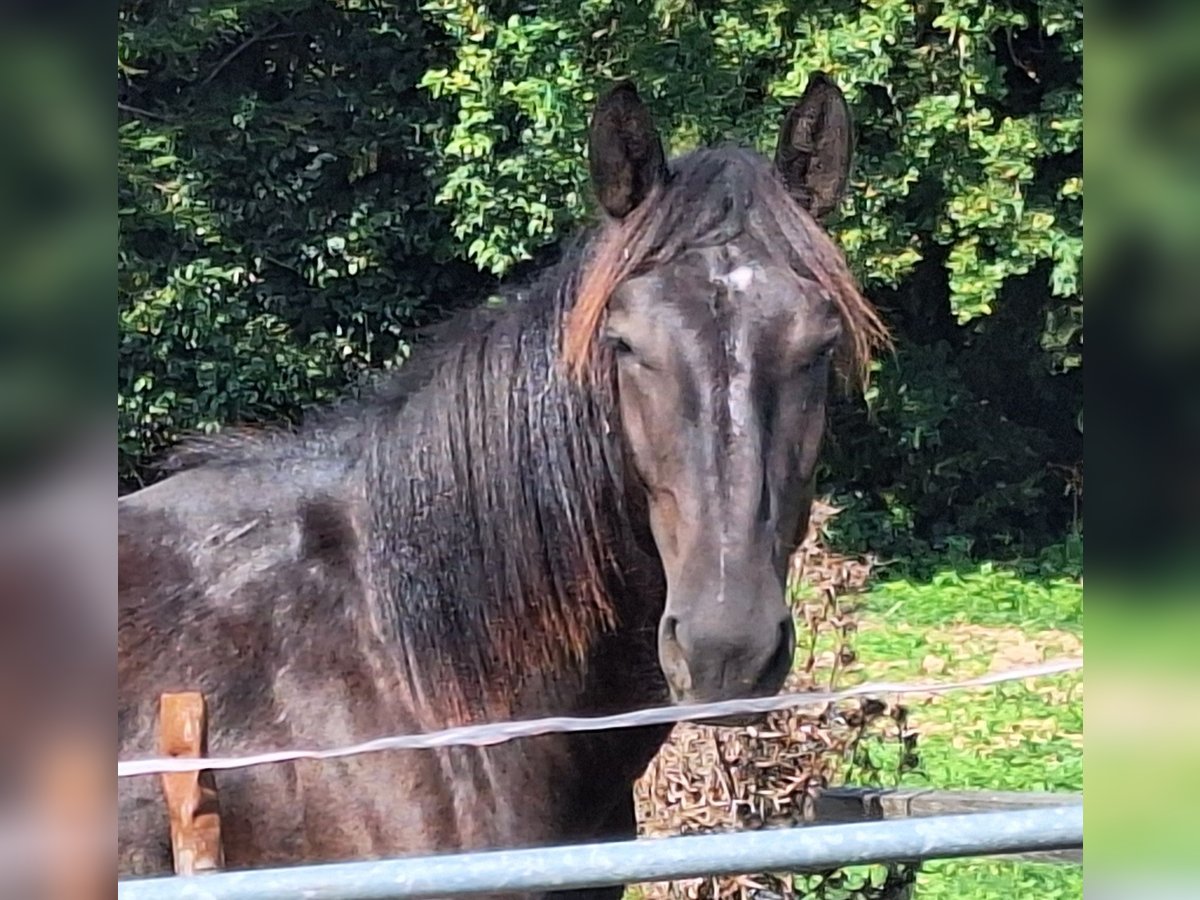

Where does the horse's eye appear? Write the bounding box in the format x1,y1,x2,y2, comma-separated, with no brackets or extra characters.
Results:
605,332,659,370
608,335,634,356
795,347,834,375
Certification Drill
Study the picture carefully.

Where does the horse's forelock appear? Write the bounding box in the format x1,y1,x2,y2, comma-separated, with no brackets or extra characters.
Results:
561,148,889,388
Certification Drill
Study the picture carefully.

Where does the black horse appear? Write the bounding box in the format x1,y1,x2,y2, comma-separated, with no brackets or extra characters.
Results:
118,74,887,897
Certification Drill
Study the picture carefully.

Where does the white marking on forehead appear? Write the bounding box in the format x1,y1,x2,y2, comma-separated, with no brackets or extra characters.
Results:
718,265,756,293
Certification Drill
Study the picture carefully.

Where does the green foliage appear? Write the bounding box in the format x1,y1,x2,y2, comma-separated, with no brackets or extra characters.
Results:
415,0,1081,324
118,0,493,483
867,560,1083,631
822,329,1082,559
118,0,1083,557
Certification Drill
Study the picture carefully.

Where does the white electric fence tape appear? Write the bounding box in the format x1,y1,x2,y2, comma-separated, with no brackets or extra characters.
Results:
119,657,1082,778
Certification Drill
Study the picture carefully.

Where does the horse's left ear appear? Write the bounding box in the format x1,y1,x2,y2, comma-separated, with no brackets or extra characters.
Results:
773,72,854,220
588,81,668,219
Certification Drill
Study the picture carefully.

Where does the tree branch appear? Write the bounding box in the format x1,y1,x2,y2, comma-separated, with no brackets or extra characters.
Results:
118,102,171,122
197,22,286,89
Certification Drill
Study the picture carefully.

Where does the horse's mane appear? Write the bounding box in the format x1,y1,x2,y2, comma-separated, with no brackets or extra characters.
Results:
162,235,637,712
160,146,887,712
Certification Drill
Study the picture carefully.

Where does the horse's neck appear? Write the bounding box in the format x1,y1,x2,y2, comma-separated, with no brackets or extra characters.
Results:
353,300,675,726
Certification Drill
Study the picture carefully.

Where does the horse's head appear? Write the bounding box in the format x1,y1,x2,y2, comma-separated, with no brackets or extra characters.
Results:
574,75,880,705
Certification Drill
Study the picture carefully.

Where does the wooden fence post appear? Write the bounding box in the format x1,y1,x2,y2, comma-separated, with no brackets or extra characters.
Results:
158,692,224,875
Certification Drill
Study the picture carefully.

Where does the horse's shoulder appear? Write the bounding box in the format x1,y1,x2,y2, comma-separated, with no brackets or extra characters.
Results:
120,460,363,599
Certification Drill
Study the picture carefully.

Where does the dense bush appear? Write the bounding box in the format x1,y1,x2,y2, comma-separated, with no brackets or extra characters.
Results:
118,0,1082,556
118,0,488,478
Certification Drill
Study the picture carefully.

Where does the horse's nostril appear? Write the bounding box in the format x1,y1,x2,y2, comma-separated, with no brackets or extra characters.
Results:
768,620,795,677
658,615,693,696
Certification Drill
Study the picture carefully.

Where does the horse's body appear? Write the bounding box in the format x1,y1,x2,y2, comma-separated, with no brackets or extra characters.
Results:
118,455,669,879
118,75,885,897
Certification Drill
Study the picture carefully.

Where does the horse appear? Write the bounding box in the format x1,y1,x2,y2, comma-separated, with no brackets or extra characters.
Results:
117,73,887,897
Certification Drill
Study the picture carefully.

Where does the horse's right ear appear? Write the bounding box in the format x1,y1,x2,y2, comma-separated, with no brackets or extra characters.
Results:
774,72,855,220
587,81,668,219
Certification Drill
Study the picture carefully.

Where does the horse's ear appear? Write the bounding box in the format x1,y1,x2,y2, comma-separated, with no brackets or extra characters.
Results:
773,72,854,220
587,81,668,219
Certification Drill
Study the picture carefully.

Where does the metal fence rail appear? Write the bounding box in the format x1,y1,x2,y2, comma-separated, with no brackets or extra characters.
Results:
117,805,1083,900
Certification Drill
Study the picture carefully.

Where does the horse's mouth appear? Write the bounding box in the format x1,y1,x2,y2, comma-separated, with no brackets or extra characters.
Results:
666,689,773,728
690,712,770,728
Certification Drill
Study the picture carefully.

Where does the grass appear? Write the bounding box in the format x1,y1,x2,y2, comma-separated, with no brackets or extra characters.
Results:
827,553,1084,898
